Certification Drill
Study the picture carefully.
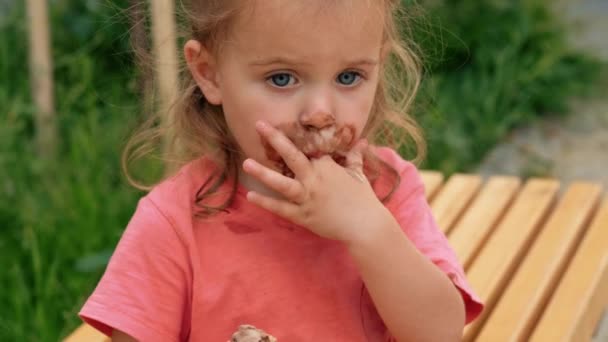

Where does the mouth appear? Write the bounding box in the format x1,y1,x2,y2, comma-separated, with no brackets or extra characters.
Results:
261,123,356,178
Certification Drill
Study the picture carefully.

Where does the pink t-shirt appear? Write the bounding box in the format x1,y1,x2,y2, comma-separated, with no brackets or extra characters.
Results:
79,147,483,341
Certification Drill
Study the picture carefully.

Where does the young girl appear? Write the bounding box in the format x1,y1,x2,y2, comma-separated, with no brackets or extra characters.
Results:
80,0,483,341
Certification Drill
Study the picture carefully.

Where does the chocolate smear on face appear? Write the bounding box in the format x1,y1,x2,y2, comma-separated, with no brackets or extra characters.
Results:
260,122,356,178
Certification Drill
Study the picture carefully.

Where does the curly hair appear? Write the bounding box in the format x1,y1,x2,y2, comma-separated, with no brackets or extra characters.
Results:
122,0,426,217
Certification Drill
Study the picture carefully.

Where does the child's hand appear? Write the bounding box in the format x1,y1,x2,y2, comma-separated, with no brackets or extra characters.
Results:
243,121,392,245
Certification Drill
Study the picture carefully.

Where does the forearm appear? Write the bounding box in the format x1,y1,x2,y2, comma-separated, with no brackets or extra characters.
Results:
347,212,465,342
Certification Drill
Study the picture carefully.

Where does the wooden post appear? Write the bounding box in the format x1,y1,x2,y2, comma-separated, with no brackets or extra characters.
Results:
26,0,56,158
150,0,179,161
150,0,179,106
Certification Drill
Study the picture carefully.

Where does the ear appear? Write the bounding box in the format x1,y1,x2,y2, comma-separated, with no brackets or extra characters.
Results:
184,40,222,105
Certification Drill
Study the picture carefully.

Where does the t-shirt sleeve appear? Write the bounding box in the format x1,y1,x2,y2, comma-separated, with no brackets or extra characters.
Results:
79,196,192,341
376,148,484,325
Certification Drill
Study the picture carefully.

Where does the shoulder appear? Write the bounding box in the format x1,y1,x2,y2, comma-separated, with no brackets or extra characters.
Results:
80,198,195,341
368,145,425,202
148,157,217,203
142,157,218,236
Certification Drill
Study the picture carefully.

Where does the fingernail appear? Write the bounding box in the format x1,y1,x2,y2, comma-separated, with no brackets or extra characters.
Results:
256,121,268,131
243,159,254,170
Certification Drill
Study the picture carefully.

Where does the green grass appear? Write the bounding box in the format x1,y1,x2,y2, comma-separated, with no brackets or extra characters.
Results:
404,0,603,172
0,1,150,340
0,0,604,341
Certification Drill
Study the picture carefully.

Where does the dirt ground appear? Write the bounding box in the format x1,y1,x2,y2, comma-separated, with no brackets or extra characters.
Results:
477,0,608,188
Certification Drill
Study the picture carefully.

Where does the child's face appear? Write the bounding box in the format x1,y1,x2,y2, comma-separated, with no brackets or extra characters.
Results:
188,0,385,189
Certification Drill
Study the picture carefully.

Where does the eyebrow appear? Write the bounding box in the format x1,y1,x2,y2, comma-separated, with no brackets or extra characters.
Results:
249,57,378,67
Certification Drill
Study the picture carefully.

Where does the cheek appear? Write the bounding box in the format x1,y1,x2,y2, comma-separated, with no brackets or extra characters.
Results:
221,88,290,162
221,77,289,125
339,93,375,136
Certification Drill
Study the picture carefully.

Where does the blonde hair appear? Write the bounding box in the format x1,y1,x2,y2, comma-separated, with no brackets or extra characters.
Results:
122,0,426,217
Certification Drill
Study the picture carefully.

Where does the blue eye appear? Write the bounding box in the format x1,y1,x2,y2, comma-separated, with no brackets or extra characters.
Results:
268,73,295,87
337,71,361,86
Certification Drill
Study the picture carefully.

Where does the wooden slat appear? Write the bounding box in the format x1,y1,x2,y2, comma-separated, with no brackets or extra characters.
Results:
420,170,444,200
476,183,602,341
447,176,521,269
530,198,608,342
63,323,109,342
429,174,483,234
462,178,560,341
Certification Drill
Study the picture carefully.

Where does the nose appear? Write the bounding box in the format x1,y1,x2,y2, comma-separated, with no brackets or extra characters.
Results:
299,111,335,130
298,91,336,130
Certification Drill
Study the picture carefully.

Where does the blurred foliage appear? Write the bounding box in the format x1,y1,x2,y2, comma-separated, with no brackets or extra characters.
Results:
0,0,604,340
1,1,147,340
403,0,603,172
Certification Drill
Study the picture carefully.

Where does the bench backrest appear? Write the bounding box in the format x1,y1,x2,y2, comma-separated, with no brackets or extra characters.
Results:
422,171,607,341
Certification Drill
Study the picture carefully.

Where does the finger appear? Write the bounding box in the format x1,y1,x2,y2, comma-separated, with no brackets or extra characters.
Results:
345,138,368,172
246,191,300,220
243,159,307,203
345,168,368,183
342,139,369,183
256,121,312,180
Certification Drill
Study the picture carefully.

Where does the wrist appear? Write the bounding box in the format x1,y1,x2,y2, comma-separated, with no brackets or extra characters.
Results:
344,207,400,251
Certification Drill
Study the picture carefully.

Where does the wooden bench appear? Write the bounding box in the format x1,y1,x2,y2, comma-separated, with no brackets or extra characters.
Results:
64,172,608,342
